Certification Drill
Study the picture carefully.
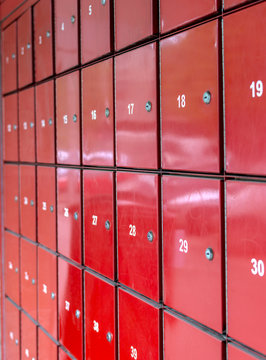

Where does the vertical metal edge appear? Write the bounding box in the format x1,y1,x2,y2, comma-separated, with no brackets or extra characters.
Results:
224,180,228,342
116,285,119,360
82,257,85,360
221,18,226,174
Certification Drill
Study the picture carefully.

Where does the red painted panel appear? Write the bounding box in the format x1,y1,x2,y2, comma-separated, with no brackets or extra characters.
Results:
116,43,158,169
18,8,33,87
224,0,248,9
3,94,18,161
4,231,19,304
224,3,266,175
117,172,160,301
4,164,19,233
4,300,20,360
59,348,73,360
161,20,220,172
228,344,259,359
21,312,37,360
2,22,17,93
38,329,58,360
82,58,114,166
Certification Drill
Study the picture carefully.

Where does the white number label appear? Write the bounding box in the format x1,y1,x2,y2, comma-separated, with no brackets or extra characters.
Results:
9,331,14,340
251,258,264,277
91,110,97,120
7,124,12,132
177,94,186,108
43,284,48,294
61,22,65,31
8,261,13,270
41,119,46,128
24,272,29,281
42,201,47,211
89,4,92,15
63,115,68,124
93,320,99,333
65,301,70,311
39,35,42,45
129,224,136,237
23,122,28,130
179,239,188,253
130,346,137,359
250,80,263,98
6,56,9,64
25,348,29,357
92,215,98,226
24,197,28,205
21,47,24,55
128,103,134,115
64,208,69,217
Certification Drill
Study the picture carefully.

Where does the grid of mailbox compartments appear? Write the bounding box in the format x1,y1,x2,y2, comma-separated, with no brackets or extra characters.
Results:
2,0,266,359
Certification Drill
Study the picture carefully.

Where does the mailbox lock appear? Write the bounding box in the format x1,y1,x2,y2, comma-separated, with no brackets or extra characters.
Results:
51,292,56,300
15,267,19,273
48,118,53,126
73,114,77,123
30,122,34,128
50,205,54,213
145,101,152,112
27,43,31,49
205,248,214,261
147,231,154,242
30,200,34,206
203,91,211,104
12,53,16,59
105,220,111,230
14,195,18,202
106,332,113,342
74,212,79,220
15,339,19,346
46,31,51,38
32,278,36,285
13,124,17,130
101,0,106,5
105,107,110,118
71,15,76,24
75,310,81,319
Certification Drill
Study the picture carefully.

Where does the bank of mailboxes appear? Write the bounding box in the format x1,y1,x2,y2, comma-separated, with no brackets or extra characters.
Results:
2,0,266,359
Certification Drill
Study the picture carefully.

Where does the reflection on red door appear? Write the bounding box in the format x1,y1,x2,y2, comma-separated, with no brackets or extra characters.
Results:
2,22,17,93
4,300,20,360
4,231,20,304
38,328,58,360
18,8,33,87
3,94,18,161
4,164,19,233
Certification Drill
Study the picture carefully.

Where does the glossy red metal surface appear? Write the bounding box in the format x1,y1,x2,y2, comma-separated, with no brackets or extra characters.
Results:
85,272,116,360
4,164,19,233
224,0,247,9
4,300,20,360
57,168,81,263
38,247,57,339
228,344,259,360
55,0,78,73
82,58,114,166
56,71,80,165
19,87,35,162
21,239,37,320
160,0,217,33
18,8,33,88
224,3,266,175
116,43,158,169
37,166,56,251
227,181,266,354
163,176,223,331
161,20,220,172
117,172,160,301
36,78,55,164
2,22,17,94
59,348,73,360
4,231,19,304
38,328,58,360
3,93,18,161
21,312,37,360
20,165,36,241
81,0,111,63
119,289,160,360
164,311,223,359
34,0,53,81
115,0,156,50
84,170,114,279
59,258,83,360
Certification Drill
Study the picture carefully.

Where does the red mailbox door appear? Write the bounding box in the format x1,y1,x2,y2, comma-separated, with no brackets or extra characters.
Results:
4,164,19,233
38,248,57,339
161,20,220,172
21,312,37,360
55,0,78,73
164,311,223,359
56,71,80,165
19,87,35,162
4,231,20,304
119,289,160,360
20,165,36,241
227,181,266,354
163,176,223,332
117,172,160,301
18,8,33,88
37,166,56,251
81,0,111,63
21,239,37,320
5,300,20,360
84,170,114,279
228,344,259,360
116,43,158,169
224,0,247,9
3,94,18,161
34,0,53,81
38,328,58,360
2,22,17,94
59,348,73,360
57,168,81,263
59,257,83,360
224,3,266,175
160,0,217,33
115,0,157,50
85,272,116,359
82,58,114,166
36,80,55,164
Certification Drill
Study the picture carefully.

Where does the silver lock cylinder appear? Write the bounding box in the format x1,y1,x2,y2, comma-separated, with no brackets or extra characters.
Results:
50,205,54,213
74,212,79,220
32,278,36,285
15,267,19,273
75,309,81,319
14,195,18,202
15,339,19,346
203,91,211,104
30,200,34,206
46,31,51,38
13,124,17,130
30,122,34,128
145,101,152,112
48,118,53,126
105,220,111,230
101,0,106,5
27,43,31,49
12,53,16,59
106,332,113,342
147,231,154,242
105,107,110,118
71,15,76,24
205,248,214,261
73,114,77,122
51,292,56,300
